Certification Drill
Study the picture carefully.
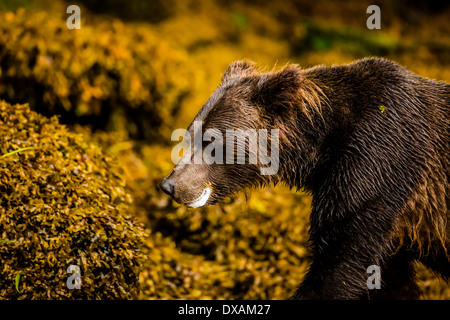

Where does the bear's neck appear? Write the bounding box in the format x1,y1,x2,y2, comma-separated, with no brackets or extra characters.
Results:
275,68,342,192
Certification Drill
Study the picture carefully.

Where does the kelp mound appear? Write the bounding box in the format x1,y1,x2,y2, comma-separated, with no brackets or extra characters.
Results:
0,9,193,141
0,101,145,299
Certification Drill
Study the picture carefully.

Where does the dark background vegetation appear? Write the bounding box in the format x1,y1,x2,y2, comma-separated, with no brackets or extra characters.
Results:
0,0,448,299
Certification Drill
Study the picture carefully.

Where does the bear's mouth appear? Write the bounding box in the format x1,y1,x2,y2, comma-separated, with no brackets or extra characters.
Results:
186,187,212,208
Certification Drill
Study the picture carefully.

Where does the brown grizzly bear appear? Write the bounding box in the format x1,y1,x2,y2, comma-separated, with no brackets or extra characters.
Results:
160,57,449,299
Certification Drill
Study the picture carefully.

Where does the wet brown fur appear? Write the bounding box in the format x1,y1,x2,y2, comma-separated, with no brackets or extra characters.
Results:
162,57,449,299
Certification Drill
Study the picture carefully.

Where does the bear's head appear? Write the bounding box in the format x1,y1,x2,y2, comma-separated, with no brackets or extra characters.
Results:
160,60,319,208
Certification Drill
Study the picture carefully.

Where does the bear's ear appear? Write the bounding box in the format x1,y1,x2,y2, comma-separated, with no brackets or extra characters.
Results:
221,60,258,84
255,65,302,111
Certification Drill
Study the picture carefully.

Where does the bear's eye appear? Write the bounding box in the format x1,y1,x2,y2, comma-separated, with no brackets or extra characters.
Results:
202,137,217,158
202,136,216,147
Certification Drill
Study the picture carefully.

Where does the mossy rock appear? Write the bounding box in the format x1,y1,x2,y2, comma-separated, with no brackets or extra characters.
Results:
0,9,193,141
0,101,146,299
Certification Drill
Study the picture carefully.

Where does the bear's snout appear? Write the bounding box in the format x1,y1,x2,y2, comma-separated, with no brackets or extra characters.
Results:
160,167,211,207
160,178,175,197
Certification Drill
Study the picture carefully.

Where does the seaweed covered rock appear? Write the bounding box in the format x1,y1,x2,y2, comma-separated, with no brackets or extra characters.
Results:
0,9,193,141
0,101,146,299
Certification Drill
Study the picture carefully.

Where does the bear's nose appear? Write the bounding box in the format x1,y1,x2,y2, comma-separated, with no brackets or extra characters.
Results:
160,178,175,197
